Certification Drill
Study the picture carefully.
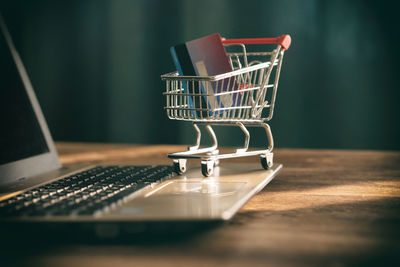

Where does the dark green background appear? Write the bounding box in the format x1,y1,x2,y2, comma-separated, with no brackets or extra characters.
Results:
1,0,399,150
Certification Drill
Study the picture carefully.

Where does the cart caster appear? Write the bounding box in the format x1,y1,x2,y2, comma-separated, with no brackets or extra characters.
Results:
201,160,214,177
260,153,273,170
173,159,187,174
206,150,219,167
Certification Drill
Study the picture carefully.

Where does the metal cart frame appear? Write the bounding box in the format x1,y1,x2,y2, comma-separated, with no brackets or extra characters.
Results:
161,35,291,176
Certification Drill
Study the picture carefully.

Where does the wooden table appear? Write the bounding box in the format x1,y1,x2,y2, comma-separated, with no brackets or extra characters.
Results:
4,143,400,266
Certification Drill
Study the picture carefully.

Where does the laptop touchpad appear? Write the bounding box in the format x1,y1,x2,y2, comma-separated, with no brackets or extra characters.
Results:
146,180,246,197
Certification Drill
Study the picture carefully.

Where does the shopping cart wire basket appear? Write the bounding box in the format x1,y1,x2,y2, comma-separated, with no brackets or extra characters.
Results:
161,34,291,176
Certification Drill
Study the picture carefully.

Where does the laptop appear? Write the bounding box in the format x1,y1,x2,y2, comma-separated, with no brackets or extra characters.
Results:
0,15,281,224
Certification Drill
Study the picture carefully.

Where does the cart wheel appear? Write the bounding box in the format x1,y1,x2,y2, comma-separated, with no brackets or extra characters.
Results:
201,161,214,177
214,159,220,167
260,153,273,170
173,159,187,174
206,150,219,167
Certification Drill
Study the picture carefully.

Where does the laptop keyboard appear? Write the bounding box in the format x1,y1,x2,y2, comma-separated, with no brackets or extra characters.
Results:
0,165,175,217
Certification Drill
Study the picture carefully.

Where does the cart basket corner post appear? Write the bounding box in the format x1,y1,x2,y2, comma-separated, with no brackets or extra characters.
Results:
162,34,291,177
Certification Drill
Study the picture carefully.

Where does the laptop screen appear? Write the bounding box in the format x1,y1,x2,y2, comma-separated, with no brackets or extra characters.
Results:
0,22,49,165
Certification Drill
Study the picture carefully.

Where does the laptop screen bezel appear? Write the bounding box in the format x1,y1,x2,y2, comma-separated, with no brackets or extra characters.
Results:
0,15,61,185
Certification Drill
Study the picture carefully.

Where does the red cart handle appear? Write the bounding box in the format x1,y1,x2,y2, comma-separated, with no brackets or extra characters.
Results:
221,34,291,50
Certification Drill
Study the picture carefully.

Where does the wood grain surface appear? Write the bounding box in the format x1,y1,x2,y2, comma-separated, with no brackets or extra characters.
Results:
3,143,400,267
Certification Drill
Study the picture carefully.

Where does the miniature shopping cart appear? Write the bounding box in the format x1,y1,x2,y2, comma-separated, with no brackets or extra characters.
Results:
161,35,291,176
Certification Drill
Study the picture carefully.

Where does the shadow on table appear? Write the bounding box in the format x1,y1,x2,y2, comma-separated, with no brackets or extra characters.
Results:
0,219,223,246
0,220,223,266
1,197,400,267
